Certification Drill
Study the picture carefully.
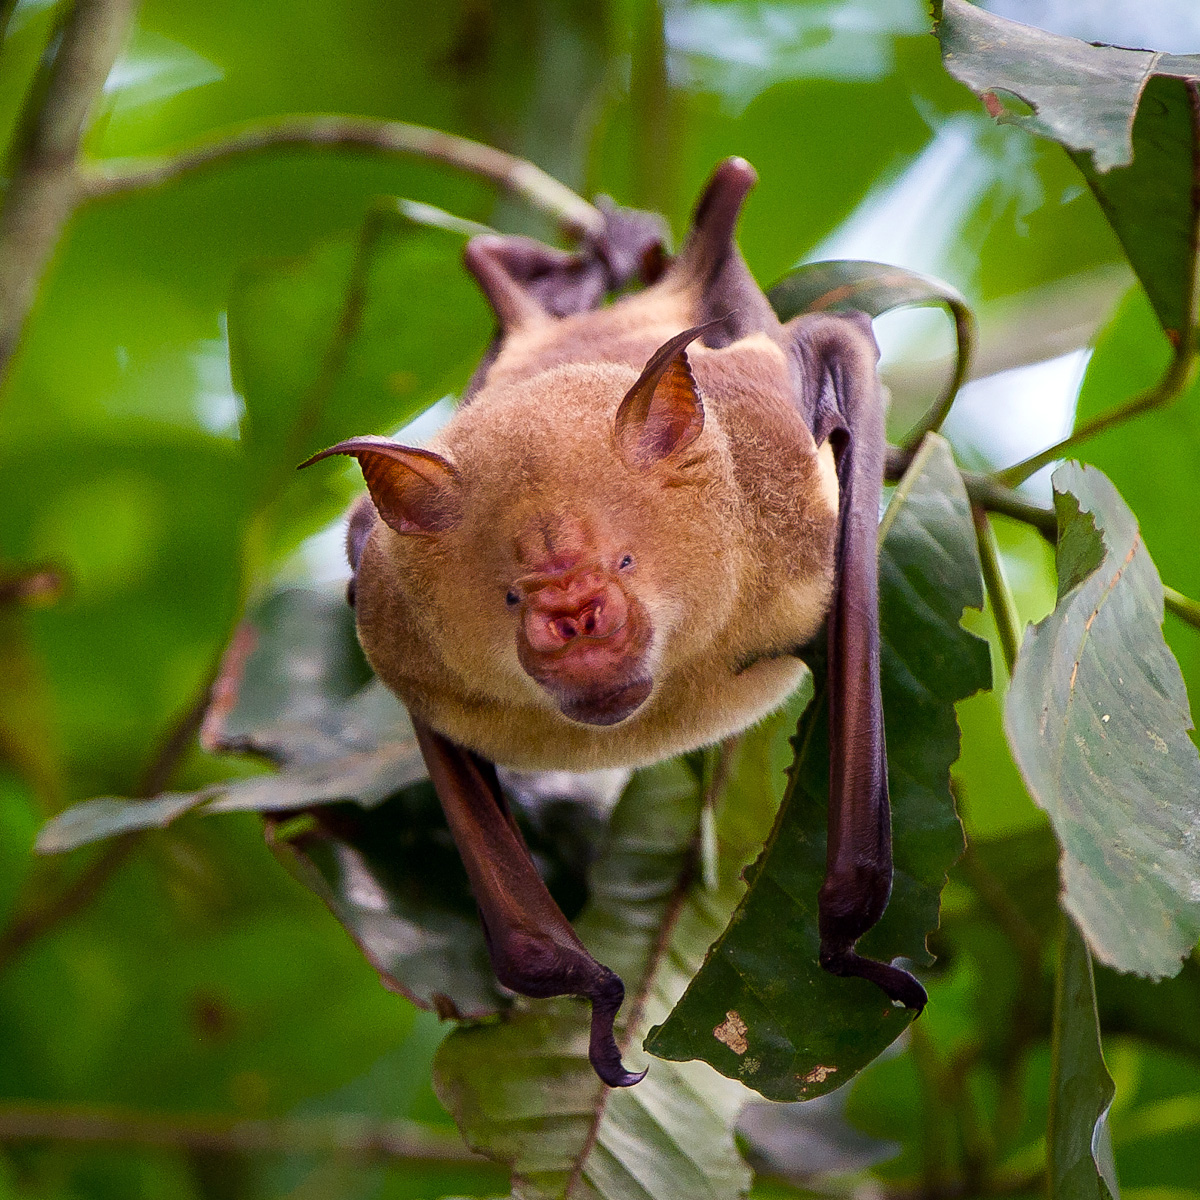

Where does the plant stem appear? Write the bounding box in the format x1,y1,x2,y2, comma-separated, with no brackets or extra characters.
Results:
885,445,1057,537
77,114,606,240
0,0,138,396
997,342,1197,487
0,1102,482,1163
972,508,1023,675
1165,585,1200,633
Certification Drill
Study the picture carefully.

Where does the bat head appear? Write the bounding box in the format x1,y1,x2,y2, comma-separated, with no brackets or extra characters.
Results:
302,322,740,736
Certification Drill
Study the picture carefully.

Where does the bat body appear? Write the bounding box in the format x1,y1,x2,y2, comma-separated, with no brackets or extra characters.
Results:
304,160,924,1088
351,296,839,772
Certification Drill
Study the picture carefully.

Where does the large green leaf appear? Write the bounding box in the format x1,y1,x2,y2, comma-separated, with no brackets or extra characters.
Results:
934,0,1200,342
646,433,989,1101
1006,464,1200,978
1050,918,1119,1200
430,733,801,1199
228,206,491,547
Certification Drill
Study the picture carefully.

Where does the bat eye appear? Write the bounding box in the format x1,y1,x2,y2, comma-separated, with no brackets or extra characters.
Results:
505,589,520,607
618,554,634,571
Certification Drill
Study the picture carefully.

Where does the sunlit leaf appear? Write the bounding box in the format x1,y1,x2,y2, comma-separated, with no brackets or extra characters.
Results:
934,0,1200,342
646,434,989,1101
1070,287,1200,718
1006,464,1200,978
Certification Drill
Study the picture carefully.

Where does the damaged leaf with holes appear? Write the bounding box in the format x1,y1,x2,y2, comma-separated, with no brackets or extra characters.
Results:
1006,463,1200,979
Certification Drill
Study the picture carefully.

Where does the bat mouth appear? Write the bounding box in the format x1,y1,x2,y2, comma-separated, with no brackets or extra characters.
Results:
554,675,654,726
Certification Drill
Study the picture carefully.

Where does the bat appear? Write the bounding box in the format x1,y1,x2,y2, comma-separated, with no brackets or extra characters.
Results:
301,158,925,1088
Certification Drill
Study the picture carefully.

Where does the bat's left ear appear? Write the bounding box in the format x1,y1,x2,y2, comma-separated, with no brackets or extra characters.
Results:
300,436,462,535
615,319,724,469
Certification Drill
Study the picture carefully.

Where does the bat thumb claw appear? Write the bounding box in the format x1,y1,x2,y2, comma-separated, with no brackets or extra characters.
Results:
586,969,647,1088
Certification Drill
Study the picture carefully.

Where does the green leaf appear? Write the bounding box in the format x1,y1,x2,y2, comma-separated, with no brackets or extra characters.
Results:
768,260,974,439
433,754,767,1200
934,0,1200,342
35,588,426,853
1050,917,1119,1200
228,206,491,545
1070,287,1200,718
1006,464,1200,978
269,783,507,1020
646,433,989,1101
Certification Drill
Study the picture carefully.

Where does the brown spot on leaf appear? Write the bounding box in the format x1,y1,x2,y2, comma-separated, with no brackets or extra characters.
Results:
713,1010,748,1054
982,91,1004,118
800,1064,837,1085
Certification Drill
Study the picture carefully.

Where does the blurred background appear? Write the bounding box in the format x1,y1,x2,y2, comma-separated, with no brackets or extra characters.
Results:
2,0,1199,1196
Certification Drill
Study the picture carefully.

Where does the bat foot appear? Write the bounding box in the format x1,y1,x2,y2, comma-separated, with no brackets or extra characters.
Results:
819,946,928,1012
586,968,647,1088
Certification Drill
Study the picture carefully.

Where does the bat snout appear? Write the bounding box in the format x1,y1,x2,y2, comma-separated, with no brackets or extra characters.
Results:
521,583,628,653
517,579,654,726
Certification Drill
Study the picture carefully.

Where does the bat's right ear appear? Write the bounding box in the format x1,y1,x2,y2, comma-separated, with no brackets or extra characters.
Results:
300,437,462,534
614,318,725,469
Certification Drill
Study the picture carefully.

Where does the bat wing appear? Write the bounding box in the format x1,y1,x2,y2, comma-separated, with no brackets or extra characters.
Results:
788,311,927,1011
414,721,645,1087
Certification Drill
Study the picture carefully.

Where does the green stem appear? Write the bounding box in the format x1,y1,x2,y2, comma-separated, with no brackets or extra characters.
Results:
1165,585,1200,633
77,114,606,240
0,0,138,397
972,507,1022,676
885,445,1057,538
997,342,1197,487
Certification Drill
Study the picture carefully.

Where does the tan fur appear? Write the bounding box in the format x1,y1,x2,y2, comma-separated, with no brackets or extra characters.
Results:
352,280,840,771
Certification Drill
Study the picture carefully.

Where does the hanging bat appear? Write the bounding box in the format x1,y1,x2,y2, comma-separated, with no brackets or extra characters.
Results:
301,158,925,1088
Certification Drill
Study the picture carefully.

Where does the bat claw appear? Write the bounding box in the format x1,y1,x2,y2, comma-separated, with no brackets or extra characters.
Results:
819,947,928,1012
586,968,647,1088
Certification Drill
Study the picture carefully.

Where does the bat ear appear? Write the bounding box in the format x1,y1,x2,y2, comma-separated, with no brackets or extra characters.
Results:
300,437,462,534
615,319,724,468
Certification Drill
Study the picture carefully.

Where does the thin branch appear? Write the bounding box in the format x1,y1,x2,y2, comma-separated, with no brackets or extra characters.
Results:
885,445,1057,538
0,637,230,973
0,835,136,970
77,114,605,240
1165,586,1200,633
997,342,1197,487
0,0,139,395
972,508,1022,676
0,1102,482,1163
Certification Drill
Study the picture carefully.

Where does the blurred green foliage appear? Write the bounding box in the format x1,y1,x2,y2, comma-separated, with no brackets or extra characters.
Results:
2,0,1199,1197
